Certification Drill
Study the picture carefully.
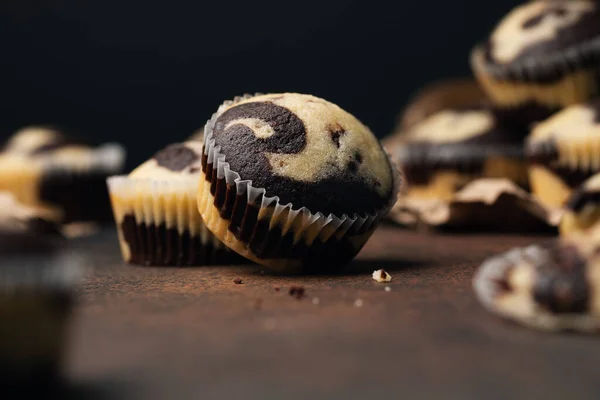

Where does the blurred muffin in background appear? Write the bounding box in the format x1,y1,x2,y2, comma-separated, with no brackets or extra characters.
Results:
526,99,600,208
471,0,600,130
0,125,126,224
391,107,527,201
0,192,84,388
383,78,488,151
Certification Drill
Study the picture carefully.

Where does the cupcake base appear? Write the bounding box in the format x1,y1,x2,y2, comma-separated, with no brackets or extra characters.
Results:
108,176,244,267
197,174,371,273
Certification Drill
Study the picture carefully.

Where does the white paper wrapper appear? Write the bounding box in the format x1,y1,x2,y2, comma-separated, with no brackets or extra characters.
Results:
108,176,230,266
389,178,563,232
199,93,401,271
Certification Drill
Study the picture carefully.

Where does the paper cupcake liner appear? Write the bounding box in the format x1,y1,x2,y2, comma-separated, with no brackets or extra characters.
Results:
108,176,237,266
198,93,401,272
471,46,598,125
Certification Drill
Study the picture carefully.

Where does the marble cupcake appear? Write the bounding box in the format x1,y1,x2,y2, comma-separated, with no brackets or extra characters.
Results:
0,125,125,223
526,99,600,208
473,236,600,332
108,141,242,266
198,93,398,272
0,192,83,386
393,108,527,201
471,0,600,129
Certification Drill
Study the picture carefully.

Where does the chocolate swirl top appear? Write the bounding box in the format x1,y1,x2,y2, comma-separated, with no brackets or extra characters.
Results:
210,93,393,215
130,141,203,179
486,1,599,65
395,109,524,166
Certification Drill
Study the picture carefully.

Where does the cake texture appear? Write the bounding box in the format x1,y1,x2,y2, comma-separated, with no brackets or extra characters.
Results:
393,108,527,201
0,192,82,386
473,237,600,332
198,93,398,272
0,125,125,223
526,99,600,208
471,0,600,128
108,141,242,266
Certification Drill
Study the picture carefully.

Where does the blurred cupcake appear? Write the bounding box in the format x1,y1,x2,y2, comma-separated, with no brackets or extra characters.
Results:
473,236,600,332
0,125,125,223
198,93,398,272
0,192,83,386
561,173,600,235
384,78,488,151
471,1,600,129
108,141,242,266
393,108,527,201
526,99,600,208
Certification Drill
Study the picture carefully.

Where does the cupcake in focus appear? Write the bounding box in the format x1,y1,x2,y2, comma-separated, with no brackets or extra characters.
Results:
471,0,600,129
198,93,398,272
392,107,527,201
0,125,125,223
0,192,83,386
526,99,600,208
108,141,243,266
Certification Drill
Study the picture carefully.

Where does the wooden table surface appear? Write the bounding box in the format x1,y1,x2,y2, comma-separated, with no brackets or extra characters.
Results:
62,225,600,400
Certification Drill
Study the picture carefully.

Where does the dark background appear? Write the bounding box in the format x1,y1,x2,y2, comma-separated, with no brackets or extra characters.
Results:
0,0,521,169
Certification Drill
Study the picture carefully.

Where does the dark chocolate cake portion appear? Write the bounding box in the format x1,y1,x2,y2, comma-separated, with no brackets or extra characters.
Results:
209,93,394,216
479,1,600,83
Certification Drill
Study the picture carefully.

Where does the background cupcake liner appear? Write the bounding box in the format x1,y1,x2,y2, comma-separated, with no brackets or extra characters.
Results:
199,93,401,271
108,176,230,266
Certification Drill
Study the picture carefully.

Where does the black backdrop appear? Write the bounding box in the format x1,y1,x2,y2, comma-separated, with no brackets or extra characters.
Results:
0,0,521,169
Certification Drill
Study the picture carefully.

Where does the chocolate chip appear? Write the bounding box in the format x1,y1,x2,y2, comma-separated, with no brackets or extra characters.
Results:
328,124,346,148
233,278,243,284
289,286,305,299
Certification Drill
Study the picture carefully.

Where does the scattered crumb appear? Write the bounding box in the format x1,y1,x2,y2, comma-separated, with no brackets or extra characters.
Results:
264,318,277,330
254,298,263,310
354,299,364,308
385,286,392,292
233,278,243,284
312,297,320,305
372,269,392,283
274,287,280,292
289,286,306,299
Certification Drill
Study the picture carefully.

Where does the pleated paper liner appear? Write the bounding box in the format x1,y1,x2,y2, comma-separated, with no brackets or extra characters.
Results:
198,94,400,273
0,246,86,386
107,176,242,267
471,45,600,128
526,133,600,208
0,144,125,223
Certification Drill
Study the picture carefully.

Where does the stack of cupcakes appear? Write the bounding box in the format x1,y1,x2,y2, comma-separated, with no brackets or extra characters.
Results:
108,93,399,272
387,0,600,233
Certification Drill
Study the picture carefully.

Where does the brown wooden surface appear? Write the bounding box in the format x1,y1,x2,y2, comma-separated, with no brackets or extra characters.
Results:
63,226,600,400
